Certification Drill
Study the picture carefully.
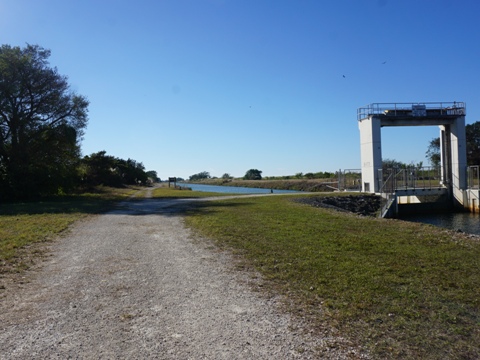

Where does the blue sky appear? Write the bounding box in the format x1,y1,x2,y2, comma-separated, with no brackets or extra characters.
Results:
1,0,479,179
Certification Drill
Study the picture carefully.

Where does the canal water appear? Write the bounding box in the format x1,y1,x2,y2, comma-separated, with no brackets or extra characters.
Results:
179,183,299,194
400,212,480,235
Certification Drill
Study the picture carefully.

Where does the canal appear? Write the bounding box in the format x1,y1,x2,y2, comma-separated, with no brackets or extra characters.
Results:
401,212,480,236
179,183,299,194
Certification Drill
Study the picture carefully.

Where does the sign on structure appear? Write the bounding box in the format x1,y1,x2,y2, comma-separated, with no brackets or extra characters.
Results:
412,104,427,117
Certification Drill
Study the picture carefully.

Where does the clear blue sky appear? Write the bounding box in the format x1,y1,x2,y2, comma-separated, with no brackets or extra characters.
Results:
1,0,479,179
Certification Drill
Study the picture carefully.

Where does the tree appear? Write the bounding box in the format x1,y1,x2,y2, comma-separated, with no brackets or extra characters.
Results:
189,171,210,181
466,121,480,165
425,138,441,167
382,158,406,170
0,44,89,199
244,169,262,180
117,158,148,185
81,151,149,187
146,170,160,183
82,151,122,187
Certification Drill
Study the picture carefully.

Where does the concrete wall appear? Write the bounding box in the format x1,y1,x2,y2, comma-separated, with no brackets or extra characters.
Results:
448,116,468,206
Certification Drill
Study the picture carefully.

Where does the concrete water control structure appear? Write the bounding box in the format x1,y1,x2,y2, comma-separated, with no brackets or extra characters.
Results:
358,102,470,216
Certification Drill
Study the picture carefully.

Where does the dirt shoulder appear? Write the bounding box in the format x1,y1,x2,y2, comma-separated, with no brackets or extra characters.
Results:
0,195,364,359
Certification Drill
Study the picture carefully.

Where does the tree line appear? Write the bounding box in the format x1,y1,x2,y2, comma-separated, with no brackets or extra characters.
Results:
189,169,263,181
0,44,157,200
188,169,340,181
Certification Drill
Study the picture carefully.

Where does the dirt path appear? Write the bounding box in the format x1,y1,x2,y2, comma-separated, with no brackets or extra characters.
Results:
0,193,358,359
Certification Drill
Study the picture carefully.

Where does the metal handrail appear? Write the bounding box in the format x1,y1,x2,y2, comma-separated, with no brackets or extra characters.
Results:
468,166,480,189
357,102,466,121
383,167,443,191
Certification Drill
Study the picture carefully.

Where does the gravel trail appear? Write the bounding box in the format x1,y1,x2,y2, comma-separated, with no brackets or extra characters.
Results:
0,193,359,359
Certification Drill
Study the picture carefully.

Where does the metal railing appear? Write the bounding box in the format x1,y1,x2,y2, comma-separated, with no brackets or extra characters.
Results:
378,169,396,217
338,169,362,191
377,166,443,218
468,166,480,189
378,166,443,192
357,102,466,121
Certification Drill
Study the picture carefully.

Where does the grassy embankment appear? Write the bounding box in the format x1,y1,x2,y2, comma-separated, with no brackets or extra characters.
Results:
184,193,480,359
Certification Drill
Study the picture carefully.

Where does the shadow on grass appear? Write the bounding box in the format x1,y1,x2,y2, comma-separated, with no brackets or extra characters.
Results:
0,196,123,216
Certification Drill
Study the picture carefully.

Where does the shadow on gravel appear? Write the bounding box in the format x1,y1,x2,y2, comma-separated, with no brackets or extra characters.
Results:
112,198,251,217
0,196,252,218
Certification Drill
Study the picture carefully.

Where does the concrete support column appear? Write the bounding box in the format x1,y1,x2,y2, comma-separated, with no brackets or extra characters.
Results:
449,116,467,205
359,116,382,192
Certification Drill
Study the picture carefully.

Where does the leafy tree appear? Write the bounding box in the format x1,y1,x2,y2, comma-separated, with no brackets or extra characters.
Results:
244,169,262,180
82,151,122,187
425,138,441,167
222,173,232,180
189,171,210,181
117,158,147,185
146,170,160,182
382,158,406,170
81,151,149,187
466,122,480,165
0,44,88,199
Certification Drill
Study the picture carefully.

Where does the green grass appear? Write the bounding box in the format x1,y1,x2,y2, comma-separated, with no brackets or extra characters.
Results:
184,194,480,359
0,186,138,272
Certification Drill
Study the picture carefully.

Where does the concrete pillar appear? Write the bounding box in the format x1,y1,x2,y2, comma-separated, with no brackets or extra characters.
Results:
449,116,467,205
359,116,382,192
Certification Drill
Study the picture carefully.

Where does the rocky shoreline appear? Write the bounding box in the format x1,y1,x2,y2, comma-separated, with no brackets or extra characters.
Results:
295,194,382,217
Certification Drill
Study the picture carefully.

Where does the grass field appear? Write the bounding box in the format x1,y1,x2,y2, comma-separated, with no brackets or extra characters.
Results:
184,194,480,359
